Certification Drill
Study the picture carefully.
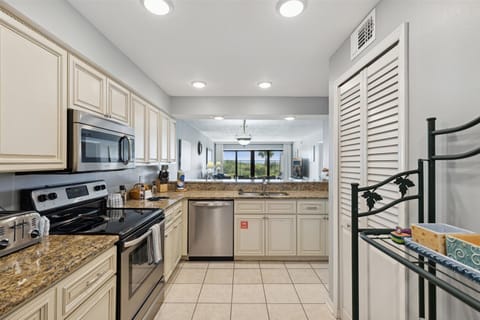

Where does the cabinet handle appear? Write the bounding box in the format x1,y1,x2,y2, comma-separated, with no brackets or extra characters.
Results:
306,206,318,210
87,271,106,287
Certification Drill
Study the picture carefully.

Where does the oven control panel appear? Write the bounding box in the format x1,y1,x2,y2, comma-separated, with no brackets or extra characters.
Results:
28,181,108,213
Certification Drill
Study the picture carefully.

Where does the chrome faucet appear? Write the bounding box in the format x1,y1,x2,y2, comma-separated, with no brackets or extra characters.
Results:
262,177,268,194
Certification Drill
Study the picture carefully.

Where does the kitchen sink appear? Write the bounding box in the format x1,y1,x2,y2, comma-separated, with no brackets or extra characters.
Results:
237,191,289,197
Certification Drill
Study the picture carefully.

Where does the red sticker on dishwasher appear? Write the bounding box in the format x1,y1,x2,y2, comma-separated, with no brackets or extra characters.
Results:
240,221,248,229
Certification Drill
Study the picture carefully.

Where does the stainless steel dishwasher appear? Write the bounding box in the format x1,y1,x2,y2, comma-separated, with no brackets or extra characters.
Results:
188,200,233,259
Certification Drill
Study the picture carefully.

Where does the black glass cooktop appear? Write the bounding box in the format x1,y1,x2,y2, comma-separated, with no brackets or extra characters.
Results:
48,207,164,239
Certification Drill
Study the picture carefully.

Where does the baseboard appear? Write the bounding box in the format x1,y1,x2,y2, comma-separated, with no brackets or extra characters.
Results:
326,296,339,319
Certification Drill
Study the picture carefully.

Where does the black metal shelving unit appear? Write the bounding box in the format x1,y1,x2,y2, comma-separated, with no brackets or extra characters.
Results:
351,116,480,320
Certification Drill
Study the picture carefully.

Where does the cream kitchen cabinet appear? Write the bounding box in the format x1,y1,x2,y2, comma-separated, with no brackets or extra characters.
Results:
2,247,116,320
265,215,296,256
159,114,177,163
2,289,56,320
69,55,106,115
234,215,265,256
0,11,67,172
106,78,130,124
297,214,329,256
148,106,159,162
164,203,183,281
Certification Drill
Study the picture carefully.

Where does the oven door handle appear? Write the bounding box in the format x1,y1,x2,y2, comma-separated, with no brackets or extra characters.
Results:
123,229,152,248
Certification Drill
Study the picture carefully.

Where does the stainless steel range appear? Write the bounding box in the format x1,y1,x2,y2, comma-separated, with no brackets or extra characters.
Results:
20,180,165,320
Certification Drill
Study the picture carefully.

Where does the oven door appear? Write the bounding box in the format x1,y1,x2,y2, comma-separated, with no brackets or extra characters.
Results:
119,220,165,320
71,122,135,172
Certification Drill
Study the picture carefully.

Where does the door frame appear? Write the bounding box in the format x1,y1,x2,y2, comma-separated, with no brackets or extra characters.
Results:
329,23,409,319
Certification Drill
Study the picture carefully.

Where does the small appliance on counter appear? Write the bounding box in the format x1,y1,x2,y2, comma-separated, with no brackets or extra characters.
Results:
157,164,169,193
176,170,185,191
0,211,42,258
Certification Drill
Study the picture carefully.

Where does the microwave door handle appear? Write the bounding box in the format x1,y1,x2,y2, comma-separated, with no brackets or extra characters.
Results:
126,136,132,163
119,136,129,165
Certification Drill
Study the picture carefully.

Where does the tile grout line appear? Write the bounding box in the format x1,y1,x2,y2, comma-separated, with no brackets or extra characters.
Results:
189,263,209,320
259,260,271,320
286,263,310,320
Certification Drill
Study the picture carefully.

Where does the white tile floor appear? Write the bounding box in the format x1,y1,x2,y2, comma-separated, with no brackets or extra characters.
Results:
154,261,334,320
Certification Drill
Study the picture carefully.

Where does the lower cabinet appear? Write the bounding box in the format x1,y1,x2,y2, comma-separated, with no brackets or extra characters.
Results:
3,289,56,320
234,199,328,258
265,215,296,256
164,203,183,281
3,247,116,320
234,215,265,256
297,214,329,256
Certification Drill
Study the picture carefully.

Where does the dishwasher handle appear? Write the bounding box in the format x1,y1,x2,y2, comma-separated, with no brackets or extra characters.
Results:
191,201,232,208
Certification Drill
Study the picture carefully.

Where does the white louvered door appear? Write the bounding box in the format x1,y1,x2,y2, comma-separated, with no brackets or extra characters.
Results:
337,43,406,320
338,73,364,320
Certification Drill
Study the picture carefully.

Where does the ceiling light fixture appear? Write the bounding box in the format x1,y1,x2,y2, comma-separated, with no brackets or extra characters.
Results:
257,81,272,89
284,116,295,121
277,0,306,18
191,81,207,89
236,120,252,146
213,116,224,120
142,0,173,15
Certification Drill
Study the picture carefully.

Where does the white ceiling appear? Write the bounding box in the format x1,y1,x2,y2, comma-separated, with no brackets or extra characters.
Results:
184,118,327,143
67,0,378,97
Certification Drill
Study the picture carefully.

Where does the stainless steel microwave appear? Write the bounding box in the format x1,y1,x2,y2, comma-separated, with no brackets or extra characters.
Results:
68,109,135,172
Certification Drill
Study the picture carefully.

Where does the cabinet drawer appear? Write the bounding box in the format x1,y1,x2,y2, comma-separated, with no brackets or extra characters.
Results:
58,247,116,318
234,200,265,214
297,200,327,214
266,200,296,214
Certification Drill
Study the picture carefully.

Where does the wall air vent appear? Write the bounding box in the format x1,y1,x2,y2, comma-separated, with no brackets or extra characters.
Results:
350,9,376,60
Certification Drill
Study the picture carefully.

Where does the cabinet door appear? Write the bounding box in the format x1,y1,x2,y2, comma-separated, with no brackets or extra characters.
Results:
234,215,265,256
69,55,106,115
131,94,148,162
65,276,116,320
147,106,159,163
107,78,130,124
0,13,67,172
3,289,55,320
266,215,296,256
164,226,174,281
169,119,177,162
159,114,169,162
297,215,328,256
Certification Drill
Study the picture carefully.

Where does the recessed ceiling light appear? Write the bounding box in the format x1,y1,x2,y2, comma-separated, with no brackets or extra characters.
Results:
277,0,306,18
191,81,207,89
285,116,295,121
213,116,224,120
142,0,173,15
257,81,272,89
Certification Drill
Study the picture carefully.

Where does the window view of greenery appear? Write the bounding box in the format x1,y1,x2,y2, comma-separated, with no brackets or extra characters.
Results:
223,151,236,177
222,150,283,179
237,151,251,178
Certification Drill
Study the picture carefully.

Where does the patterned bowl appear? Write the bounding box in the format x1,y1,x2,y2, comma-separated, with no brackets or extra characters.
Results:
446,234,480,271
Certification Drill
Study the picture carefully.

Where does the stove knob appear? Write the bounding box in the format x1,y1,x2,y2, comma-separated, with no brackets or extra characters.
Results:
0,239,9,250
31,230,40,238
94,185,101,191
48,192,58,200
37,194,48,202
101,185,106,190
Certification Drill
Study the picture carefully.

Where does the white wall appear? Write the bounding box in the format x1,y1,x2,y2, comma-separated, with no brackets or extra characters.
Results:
171,96,328,118
328,0,480,318
175,120,214,180
2,0,171,112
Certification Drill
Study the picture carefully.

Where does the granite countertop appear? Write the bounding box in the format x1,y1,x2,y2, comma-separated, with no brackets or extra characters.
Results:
125,190,328,210
0,235,118,317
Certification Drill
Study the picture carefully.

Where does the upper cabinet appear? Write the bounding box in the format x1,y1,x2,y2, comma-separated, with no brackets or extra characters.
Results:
69,55,130,125
107,78,130,124
148,106,159,163
0,11,67,172
69,55,106,115
160,114,176,163
131,94,148,163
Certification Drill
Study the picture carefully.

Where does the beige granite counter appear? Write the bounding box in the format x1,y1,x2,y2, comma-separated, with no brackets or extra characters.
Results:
0,235,118,317
124,190,328,210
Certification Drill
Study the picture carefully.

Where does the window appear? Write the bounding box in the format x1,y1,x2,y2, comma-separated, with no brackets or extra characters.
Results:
222,150,283,179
